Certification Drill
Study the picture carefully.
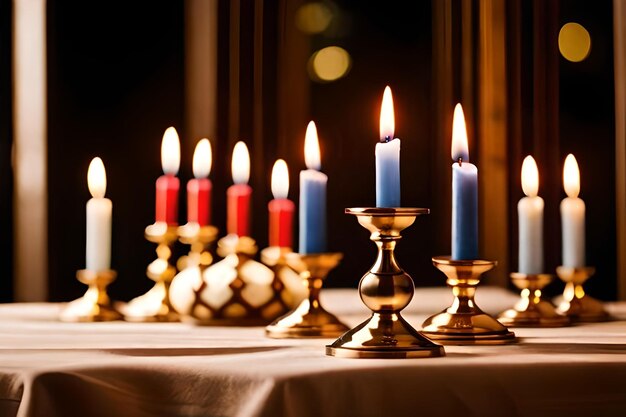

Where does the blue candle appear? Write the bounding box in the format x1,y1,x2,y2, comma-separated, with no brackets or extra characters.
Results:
299,121,327,254
376,86,401,207
451,104,478,260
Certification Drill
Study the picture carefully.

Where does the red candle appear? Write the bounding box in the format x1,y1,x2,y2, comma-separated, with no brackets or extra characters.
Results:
227,141,252,236
187,139,212,225
155,127,180,225
268,159,294,248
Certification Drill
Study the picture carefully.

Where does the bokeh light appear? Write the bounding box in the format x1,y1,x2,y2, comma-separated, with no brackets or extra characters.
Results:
295,2,333,34
309,46,351,82
558,22,591,63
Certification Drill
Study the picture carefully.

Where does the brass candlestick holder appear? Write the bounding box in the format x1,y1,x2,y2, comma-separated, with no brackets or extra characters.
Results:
555,266,610,322
266,252,349,338
498,273,569,327
171,235,292,325
123,222,179,322
259,246,307,309
175,222,218,271
327,208,445,359
59,269,122,322
422,257,516,344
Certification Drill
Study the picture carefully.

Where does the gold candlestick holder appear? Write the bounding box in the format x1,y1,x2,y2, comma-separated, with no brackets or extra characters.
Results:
266,252,349,338
123,222,179,322
171,235,292,325
555,266,610,322
498,273,570,327
327,208,445,359
175,222,218,271
422,257,516,344
259,246,307,309
59,269,122,322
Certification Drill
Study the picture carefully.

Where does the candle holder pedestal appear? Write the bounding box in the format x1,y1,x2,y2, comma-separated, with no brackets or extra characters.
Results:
498,273,569,327
555,266,610,322
266,252,349,338
59,269,122,322
422,257,516,344
175,223,218,271
327,208,445,359
171,235,292,325
123,223,179,322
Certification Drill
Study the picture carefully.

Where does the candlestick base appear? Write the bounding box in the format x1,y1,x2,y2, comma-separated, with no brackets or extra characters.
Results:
59,269,122,322
421,257,516,345
498,273,570,327
171,235,294,325
123,223,179,322
266,252,349,338
555,266,610,322
327,208,445,359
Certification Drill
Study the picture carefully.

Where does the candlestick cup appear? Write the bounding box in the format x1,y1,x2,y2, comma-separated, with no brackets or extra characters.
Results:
555,266,609,322
422,257,516,344
123,223,179,322
326,208,445,359
498,273,569,327
266,252,349,338
59,269,122,322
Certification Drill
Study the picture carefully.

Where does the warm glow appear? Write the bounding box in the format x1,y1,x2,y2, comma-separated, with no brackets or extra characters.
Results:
271,159,289,199
87,157,107,198
451,103,469,162
379,86,395,142
310,46,351,82
563,154,580,198
521,155,539,197
161,127,181,175
295,2,332,34
304,121,321,170
559,22,591,63
192,139,212,179
232,141,250,185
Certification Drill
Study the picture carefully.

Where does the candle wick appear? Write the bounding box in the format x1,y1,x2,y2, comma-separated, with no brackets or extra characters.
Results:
458,157,463,167
382,136,392,143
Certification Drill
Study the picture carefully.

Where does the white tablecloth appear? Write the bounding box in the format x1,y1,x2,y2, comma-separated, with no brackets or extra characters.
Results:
1,287,625,417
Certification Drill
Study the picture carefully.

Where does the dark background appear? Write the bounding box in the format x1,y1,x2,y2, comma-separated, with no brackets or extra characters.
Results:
0,0,619,302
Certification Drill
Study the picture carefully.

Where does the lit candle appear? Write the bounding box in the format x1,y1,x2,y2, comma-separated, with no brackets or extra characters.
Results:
155,127,181,225
451,103,478,260
561,154,585,267
376,86,401,207
268,159,295,248
187,139,212,226
227,141,252,236
86,157,112,272
518,156,544,274
299,121,327,254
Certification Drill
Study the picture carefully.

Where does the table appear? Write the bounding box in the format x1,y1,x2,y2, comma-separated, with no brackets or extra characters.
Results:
1,287,625,417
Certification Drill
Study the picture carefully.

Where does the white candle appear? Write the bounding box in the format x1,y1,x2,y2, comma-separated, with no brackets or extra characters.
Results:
560,154,585,267
86,157,112,271
375,86,401,207
518,156,544,274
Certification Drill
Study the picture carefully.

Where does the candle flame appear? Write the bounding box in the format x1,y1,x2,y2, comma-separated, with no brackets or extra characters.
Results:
192,138,212,179
271,159,289,199
563,154,580,198
521,155,539,197
161,127,181,175
379,86,395,142
451,103,470,162
232,141,250,185
304,121,321,170
87,157,107,198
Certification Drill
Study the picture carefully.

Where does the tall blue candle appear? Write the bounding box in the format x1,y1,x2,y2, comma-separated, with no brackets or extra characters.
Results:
451,104,478,260
376,86,401,207
299,121,327,254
